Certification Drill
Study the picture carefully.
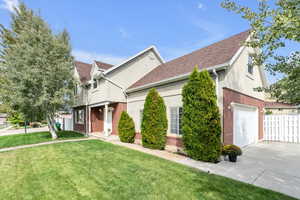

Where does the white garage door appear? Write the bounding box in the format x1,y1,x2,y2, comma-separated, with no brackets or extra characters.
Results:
233,103,258,147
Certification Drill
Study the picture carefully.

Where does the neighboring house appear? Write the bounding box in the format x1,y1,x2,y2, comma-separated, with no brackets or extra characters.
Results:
265,102,300,114
73,30,268,149
73,46,164,136
0,113,7,125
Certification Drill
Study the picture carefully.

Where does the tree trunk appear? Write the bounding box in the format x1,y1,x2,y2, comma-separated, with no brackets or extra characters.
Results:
47,115,58,139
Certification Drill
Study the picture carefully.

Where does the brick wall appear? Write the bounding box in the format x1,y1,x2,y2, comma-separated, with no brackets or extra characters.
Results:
73,106,87,134
223,87,265,145
112,103,127,135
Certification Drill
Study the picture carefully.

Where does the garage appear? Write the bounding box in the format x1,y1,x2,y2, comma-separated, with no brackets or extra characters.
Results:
233,103,259,147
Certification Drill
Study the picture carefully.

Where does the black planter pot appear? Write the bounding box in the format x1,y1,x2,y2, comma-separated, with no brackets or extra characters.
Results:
228,154,237,162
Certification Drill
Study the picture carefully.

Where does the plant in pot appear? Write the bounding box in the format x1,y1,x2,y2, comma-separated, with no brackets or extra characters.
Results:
222,144,242,162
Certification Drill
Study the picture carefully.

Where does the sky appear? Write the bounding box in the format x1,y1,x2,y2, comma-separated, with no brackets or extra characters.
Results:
0,0,298,83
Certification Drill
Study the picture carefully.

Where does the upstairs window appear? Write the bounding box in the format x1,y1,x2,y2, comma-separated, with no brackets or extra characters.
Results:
170,107,183,135
93,79,98,89
248,55,254,75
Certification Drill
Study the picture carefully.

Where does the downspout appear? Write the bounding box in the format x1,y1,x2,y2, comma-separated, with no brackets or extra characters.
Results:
212,69,219,98
212,69,223,143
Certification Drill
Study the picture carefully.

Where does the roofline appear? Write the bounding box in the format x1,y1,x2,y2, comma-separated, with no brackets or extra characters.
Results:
103,45,165,75
126,63,228,93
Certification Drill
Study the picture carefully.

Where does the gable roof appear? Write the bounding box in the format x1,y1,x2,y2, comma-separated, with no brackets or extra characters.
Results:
129,30,250,90
103,45,164,75
74,61,92,83
94,60,113,71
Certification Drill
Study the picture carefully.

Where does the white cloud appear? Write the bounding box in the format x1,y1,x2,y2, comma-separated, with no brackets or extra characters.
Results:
0,0,19,13
197,3,204,9
72,49,126,65
119,27,130,39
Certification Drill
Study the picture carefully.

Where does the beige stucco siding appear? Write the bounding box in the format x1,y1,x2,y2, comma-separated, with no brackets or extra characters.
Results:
127,46,266,136
86,49,163,105
223,46,265,100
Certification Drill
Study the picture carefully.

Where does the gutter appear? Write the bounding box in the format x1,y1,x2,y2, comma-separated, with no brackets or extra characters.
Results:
126,63,228,93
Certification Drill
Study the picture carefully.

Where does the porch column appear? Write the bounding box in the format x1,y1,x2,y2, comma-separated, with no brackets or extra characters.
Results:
104,103,109,136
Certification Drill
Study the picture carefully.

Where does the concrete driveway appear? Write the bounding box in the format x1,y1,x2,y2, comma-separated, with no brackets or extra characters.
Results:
0,126,49,136
213,142,300,199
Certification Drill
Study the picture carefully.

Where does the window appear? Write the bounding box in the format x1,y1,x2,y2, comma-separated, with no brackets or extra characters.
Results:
74,84,81,95
248,55,254,74
75,109,84,124
93,79,98,89
170,107,183,135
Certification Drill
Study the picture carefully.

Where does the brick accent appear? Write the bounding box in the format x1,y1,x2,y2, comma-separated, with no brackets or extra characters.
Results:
223,87,265,145
111,103,127,135
135,133,183,147
73,106,87,133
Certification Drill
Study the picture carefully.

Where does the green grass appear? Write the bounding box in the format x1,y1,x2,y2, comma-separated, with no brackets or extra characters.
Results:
0,140,295,200
0,131,84,149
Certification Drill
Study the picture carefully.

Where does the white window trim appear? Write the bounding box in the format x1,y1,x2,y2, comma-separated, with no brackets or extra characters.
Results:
170,107,182,135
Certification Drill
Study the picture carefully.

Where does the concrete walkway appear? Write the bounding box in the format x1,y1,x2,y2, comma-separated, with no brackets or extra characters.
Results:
0,126,49,136
0,138,94,153
95,135,300,199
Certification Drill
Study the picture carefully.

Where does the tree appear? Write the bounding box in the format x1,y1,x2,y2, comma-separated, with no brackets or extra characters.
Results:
0,3,74,139
182,67,222,163
141,88,168,149
221,0,300,104
118,111,136,143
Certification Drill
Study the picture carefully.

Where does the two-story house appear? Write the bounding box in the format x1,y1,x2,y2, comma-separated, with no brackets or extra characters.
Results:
73,30,268,149
73,46,164,136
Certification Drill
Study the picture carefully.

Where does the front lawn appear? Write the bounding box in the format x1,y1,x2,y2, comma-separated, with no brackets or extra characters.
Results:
0,131,84,149
0,140,295,200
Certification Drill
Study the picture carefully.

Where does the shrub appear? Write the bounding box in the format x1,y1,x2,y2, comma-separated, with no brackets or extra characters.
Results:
141,88,168,149
182,67,222,162
30,122,42,128
118,111,136,143
222,144,242,156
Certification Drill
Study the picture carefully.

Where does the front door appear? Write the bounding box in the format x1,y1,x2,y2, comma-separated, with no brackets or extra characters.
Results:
91,107,104,133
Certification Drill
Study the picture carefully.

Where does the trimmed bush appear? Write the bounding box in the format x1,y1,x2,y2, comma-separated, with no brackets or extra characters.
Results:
118,111,136,143
141,88,168,149
182,67,222,162
222,144,242,156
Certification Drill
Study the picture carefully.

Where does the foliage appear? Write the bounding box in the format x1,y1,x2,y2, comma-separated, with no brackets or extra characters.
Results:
29,122,42,128
221,0,300,104
0,3,74,139
7,111,24,126
222,144,242,156
265,110,273,115
182,67,222,163
118,111,136,143
141,88,168,150
0,104,9,113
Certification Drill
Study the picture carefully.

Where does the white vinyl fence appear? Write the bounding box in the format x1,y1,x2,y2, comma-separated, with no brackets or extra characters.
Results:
264,114,300,143
55,116,73,131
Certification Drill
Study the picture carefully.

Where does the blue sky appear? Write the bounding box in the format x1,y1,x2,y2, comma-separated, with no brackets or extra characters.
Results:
0,0,298,83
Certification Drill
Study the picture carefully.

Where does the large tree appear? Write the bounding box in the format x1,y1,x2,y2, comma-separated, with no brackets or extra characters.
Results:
222,0,300,104
182,68,222,163
0,3,74,139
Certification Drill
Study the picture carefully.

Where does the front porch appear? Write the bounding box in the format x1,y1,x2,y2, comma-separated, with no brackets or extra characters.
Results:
89,102,126,136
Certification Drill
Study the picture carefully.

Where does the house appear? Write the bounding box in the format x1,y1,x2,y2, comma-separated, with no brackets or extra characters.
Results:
73,30,268,149
73,46,164,136
264,102,300,114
